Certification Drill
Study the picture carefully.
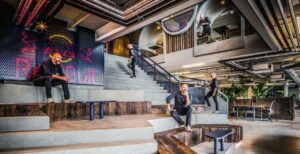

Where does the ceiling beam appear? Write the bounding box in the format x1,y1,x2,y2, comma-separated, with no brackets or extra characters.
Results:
99,0,203,42
68,13,90,28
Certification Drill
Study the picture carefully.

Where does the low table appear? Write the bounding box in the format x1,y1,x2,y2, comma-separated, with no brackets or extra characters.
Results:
205,130,233,154
83,101,116,121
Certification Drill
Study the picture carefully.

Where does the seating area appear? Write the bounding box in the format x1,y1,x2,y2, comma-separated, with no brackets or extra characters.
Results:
1,0,300,153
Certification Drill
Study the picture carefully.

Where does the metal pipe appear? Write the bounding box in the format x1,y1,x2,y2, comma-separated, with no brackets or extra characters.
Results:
248,0,282,50
17,0,33,25
13,0,26,22
259,0,286,49
24,0,46,27
287,0,300,49
230,52,300,63
276,0,297,51
68,13,90,28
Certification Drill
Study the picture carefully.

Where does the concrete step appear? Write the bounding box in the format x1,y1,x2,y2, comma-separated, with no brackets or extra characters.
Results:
105,72,151,79
105,69,148,75
0,127,154,150
105,76,156,82
144,92,169,97
0,84,144,104
0,116,49,132
104,84,164,90
1,139,157,154
148,113,228,133
144,94,168,98
149,100,167,105
105,78,157,85
105,76,155,83
104,81,158,88
104,82,163,89
102,88,168,95
144,96,166,101
105,68,145,74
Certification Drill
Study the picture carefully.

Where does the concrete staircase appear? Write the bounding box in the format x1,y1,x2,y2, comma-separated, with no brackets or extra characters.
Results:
0,118,157,154
104,54,170,105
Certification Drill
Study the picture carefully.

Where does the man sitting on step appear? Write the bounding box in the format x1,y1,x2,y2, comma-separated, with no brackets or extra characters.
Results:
166,84,192,131
33,53,72,103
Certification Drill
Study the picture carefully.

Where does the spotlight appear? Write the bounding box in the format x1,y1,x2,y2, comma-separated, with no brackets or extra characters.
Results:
36,21,48,31
221,0,226,5
156,25,161,30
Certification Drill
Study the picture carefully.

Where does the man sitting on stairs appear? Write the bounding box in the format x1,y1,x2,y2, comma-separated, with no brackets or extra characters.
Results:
166,84,192,131
33,53,72,103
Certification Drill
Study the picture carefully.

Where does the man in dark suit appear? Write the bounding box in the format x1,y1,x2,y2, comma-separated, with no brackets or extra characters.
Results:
33,53,72,103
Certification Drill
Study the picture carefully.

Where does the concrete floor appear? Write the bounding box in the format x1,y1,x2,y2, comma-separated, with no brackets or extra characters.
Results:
229,110,300,154
192,142,233,154
50,114,169,131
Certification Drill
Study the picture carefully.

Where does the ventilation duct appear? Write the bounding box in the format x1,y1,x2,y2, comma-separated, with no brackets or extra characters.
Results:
252,63,273,74
284,69,300,85
269,74,285,82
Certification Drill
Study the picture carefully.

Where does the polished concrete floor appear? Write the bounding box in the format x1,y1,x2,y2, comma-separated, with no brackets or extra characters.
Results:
229,110,300,154
50,114,169,131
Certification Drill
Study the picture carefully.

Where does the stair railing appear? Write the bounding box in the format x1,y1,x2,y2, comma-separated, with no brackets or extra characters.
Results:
134,49,180,93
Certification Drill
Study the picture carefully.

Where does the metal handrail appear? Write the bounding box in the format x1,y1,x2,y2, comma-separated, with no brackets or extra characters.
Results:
138,49,180,83
218,90,229,103
134,48,180,93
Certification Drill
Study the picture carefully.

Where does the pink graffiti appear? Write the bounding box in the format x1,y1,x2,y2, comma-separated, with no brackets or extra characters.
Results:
20,32,37,54
62,65,76,82
80,47,92,63
79,68,95,83
16,58,30,78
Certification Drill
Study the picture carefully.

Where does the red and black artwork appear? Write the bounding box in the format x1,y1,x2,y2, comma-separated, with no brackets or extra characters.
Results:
0,29,104,85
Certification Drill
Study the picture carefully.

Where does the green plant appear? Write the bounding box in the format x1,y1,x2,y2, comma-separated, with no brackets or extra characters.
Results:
251,82,272,99
239,86,248,99
225,83,247,101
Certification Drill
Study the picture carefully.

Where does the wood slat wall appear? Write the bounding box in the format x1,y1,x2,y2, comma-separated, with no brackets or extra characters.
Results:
0,101,152,122
166,24,194,53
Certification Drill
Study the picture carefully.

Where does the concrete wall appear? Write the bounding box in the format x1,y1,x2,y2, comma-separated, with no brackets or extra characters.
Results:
151,34,269,72
0,84,144,104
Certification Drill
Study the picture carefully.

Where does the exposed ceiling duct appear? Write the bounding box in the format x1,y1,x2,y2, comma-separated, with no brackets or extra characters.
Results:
66,0,185,26
269,74,285,82
252,63,274,74
284,69,300,85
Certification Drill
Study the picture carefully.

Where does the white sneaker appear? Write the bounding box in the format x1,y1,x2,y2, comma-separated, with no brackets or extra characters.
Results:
64,98,75,103
185,126,192,132
214,110,220,114
46,98,54,103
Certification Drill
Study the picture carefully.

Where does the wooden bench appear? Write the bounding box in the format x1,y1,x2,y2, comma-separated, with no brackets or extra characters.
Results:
83,101,116,121
205,130,233,154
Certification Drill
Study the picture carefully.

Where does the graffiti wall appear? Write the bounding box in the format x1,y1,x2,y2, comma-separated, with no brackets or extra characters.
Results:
0,20,104,85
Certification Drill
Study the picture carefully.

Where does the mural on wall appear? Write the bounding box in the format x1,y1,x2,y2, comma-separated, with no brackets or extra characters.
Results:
0,24,104,85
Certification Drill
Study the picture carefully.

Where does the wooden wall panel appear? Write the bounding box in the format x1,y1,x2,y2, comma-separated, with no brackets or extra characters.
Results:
0,101,152,122
166,24,194,53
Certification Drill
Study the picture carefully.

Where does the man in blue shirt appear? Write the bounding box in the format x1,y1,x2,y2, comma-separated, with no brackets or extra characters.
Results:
166,84,192,131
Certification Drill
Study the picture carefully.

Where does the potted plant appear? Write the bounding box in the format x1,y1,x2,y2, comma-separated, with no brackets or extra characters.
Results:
251,82,272,99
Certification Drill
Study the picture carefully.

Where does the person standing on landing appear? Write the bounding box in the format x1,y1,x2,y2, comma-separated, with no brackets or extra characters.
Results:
204,73,219,113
